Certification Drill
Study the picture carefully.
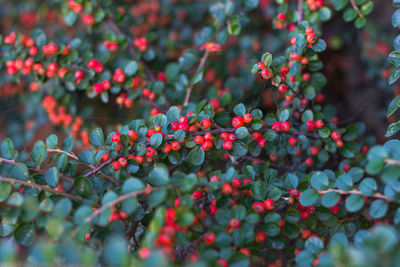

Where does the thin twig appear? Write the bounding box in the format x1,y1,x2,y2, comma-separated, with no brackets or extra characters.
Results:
0,175,84,202
183,50,209,106
84,186,162,223
46,148,79,161
319,189,397,203
298,0,303,24
349,0,364,18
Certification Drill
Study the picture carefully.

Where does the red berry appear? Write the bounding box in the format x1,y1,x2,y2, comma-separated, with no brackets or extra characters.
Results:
330,205,340,214
232,178,242,189
223,141,233,150
228,133,236,141
192,190,203,200
118,157,127,167
145,147,155,157
204,232,216,245
194,135,204,144
278,84,288,93
309,146,319,156
288,137,298,146
85,233,91,241
252,202,265,213
171,141,181,151
315,120,324,128
305,157,314,167
222,183,232,195
272,121,282,132
243,113,253,123
232,116,244,128
255,232,266,244
261,68,272,79
282,121,290,132
258,138,266,147
200,118,212,129
221,132,229,140
290,188,299,197
101,153,110,162
264,199,275,210
230,218,241,229
111,132,121,143
112,161,121,171
127,130,137,141
202,140,213,151
306,120,315,131
331,131,342,140
257,62,266,70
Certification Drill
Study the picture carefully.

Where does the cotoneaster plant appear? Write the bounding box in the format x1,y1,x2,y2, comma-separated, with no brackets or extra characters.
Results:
0,0,399,266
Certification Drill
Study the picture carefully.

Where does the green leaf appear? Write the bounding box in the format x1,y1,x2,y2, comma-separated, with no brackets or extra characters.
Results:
235,127,249,139
261,52,272,67
251,181,266,200
395,0,400,7
312,39,327,52
359,178,377,195
345,194,364,212
11,163,29,181
388,66,400,85
321,191,340,208
228,15,241,35
361,1,373,15
0,138,17,160
305,237,324,254
332,0,349,10
335,173,353,190
387,95,400,117
299,189,319,206
46,134,58,149
62,136,75,152
310,171,329,190
392,10,400,28
64,11,78,26
369,199,388,219
89,128,104,147
74,177,92,198
166,106,180,123
147,188,167,208
343,8,357,22
188,146,205,166
191,68,204,85
123,178,145,193
31,141,48,165
318,7,332,21
45,167,60,187
148,164,169,186
385,121,400,137
354,17,366,28
150,133,163,148
124,61,138,76
0,183,11,202
78,149,95,164
277,108,289,122
233,103,246,117
13,222,35,246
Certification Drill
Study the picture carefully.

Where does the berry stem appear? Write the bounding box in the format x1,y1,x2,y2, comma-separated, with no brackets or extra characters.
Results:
349,0,364,18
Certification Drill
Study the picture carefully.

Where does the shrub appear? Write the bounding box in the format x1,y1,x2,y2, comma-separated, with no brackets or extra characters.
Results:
0,0,399,266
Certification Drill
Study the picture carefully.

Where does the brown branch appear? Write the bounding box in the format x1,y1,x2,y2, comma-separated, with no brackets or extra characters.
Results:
175,234,205,260
385,159,400,166
84,158,119,185
298,0,303,24
0,175,84,202
183,50,209,106
318,189,397,203
349,0,364,18
0,157,74,183
46,148,78,161
84,186,162,223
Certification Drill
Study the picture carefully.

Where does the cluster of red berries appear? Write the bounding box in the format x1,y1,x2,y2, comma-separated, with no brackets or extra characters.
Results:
104,40,119,52
87,59,104,73
271,121,291,132
93,80,111,94
116,93,133,108
256,61,273,80
306,0,323,11
154,208,189,260
275,13,287,29
305,27,318,45
41,96,89,147
82,14,95,26
42,42,59,55
305,119,325,131
112,68,126,83
133,37,148,52
68,0,83,13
